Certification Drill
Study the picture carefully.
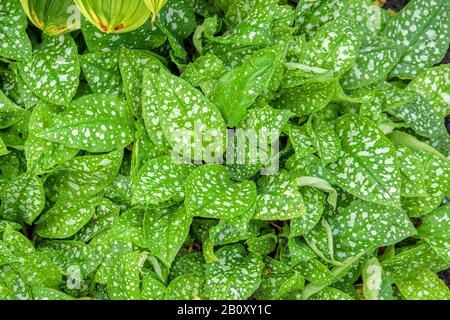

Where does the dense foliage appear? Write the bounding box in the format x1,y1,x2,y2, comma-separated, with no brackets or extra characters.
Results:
0,0,449,300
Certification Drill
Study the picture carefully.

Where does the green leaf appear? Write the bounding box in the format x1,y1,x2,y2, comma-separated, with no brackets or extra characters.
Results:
306,115,341,166
329,114,402,207
396,269,450,300
211,46,282,127
330,201,416,259
165,273,205,300
0,90,24,129
107,251,145,300
80,50,123,97
295,259,334,285
185,164,257,219
120,48,166,117
35,197,101,239
141,275,166,300
308,287,354,300
384,0,450,78
246,234,277,255
37,94,134,153
0,0,32,61
205,244,263,300
142,67,226,160
362,257,383,300
32,287,73,300
0,172,45,224
25,102,79,174
159,0,197,41
44,150,123,202
254,170,305,220
132,156,193,206
143,206,192,268
17,34,80,105
417,205,450,264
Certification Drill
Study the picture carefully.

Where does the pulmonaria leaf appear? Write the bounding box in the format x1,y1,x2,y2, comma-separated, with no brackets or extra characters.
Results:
330,201,416,260
3,226,61,288
185,164,257,219
37,94,134,153
211,46,281,127
44,150,123,202
295,259,334,285
74,198,121,243
141,275,166,300
31,287,73,300
329,114,402,207
246,234,277,255
306,115,341,166
25,102,79,174
394,65,450,139
382,243,448,283
274,78,338,116
0,90,25,129
142,67,226,161
106,207,147,248
143,206,192,268
35,197,102,239
362,257,384,300
384,0,450,78
80,16,166,53
169,252,205,281
38,240,101,277
417,205,450,264
165,273,205,300
132,156,193,207
342,38,401,90
395,146,428,198
107,251,145,300
308,287,354,300
119,48,166,117
17,34,80,106
254,170,306,220
290,187,326,237
80,50,123,97
396,269,450,300
0,0,32,61
159,0,197,41
0,172,45,224
205,244,264,300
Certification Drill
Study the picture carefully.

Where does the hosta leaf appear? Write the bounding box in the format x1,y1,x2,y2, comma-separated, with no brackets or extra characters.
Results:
37,94,134,153
107,251,145,300
25,102,79,174
0,0,32,61
143,206,192,268
142,68,226,160
211,46,281,127
35,197,102,239
205,244,263,300
165,273,205,300
329,114,401,206
0,172,45,224
331,201,416,259
384,0,450,78
44,150,123,202
80,51,123,96
132,156,193,206
17,34,80,105
396,269,450,300
254,170,305,220
120,48,166,117
185,164,257,219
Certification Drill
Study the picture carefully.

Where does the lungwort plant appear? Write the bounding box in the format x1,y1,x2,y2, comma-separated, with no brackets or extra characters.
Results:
0,0,449,301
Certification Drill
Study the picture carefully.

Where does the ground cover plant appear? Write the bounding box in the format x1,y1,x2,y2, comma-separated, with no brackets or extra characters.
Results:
0,0,449,300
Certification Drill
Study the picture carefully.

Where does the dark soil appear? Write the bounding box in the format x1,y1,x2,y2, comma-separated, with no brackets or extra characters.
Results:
384,0,450,288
